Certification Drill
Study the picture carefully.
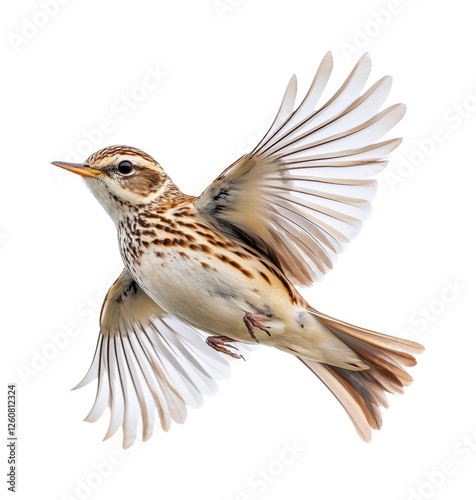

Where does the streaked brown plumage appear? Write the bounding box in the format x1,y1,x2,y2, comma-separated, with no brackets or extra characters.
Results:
52,52,423,448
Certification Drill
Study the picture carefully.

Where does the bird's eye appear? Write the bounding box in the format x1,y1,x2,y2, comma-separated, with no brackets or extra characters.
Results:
117,160,134,175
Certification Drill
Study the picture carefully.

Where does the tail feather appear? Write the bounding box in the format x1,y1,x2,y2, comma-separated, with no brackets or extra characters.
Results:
300,310,424,442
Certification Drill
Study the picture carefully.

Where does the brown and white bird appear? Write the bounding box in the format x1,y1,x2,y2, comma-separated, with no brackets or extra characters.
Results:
53,52,423,448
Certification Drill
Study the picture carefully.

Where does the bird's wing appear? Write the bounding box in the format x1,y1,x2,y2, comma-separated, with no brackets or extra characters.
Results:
195,52,404,287
74,269,245,448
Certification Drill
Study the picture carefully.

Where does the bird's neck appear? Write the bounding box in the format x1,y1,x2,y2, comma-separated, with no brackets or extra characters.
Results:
115,181,196,244
105,178,186,226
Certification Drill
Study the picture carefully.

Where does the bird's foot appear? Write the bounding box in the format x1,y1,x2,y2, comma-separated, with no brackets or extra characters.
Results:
206,335,244,360
243,312,271,343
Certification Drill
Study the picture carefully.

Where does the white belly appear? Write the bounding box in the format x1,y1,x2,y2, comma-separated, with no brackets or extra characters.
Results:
136,253,259,339
124,242,299,344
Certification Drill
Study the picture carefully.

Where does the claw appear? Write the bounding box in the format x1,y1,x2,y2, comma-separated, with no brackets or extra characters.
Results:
243,312,271,343
206,336,244,360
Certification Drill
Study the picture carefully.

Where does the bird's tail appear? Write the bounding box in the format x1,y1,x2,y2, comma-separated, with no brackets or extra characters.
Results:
300,310,424,442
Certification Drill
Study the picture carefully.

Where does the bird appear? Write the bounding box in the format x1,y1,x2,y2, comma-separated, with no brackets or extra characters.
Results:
52,52,424,449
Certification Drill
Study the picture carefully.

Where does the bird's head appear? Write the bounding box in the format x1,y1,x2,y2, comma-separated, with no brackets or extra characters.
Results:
53,145,178,221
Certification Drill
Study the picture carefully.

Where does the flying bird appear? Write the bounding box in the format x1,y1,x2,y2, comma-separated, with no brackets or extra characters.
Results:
53,52,423,448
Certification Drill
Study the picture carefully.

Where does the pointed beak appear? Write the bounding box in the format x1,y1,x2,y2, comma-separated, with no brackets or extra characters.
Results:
51,161,103,178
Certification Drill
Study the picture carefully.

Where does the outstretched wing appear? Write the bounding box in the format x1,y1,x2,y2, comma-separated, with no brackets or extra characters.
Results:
74,269,242,448
195,52,405,287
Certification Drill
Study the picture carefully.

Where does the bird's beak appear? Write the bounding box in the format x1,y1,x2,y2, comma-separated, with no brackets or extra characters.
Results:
51,161,103,178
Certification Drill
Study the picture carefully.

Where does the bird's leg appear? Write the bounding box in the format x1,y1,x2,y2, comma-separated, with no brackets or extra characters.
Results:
206,335,244,360
243,312,271,343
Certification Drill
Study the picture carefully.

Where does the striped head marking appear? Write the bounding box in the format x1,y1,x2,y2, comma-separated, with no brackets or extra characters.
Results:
53,145,177,222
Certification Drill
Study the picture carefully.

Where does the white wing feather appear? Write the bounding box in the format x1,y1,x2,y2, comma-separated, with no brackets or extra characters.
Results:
195,52,405,286
74,269,248,448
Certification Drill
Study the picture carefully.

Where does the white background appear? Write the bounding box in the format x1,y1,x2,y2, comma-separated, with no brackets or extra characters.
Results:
2,1,476,499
